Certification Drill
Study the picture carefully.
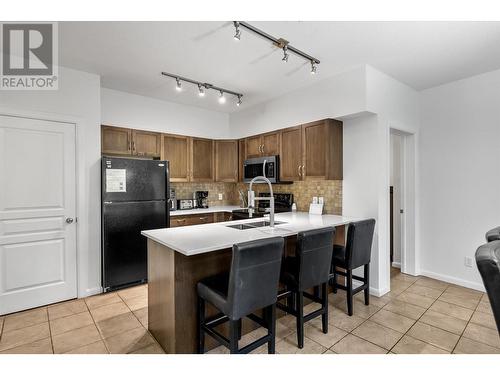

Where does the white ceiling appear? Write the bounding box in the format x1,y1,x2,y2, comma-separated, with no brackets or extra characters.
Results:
59,21,500,113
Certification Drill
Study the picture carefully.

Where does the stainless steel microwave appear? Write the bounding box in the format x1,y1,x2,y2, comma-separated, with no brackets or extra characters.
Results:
243,155,279,183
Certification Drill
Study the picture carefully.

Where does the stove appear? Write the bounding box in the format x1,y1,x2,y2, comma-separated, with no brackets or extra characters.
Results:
232,193,293,220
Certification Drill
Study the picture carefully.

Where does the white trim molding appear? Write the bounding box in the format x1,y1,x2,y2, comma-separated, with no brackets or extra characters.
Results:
420,269,485,292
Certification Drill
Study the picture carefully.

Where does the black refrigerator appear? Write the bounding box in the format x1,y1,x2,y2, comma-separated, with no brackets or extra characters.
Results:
101,157,169,292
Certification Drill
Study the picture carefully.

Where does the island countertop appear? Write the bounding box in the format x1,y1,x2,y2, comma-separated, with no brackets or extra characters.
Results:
142,212,358,256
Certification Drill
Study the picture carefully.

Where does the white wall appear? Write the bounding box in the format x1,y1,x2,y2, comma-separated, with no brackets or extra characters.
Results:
228,66,368,138
420,68,500,290
342,114,383,293
101,88,230,139
0,66,102,297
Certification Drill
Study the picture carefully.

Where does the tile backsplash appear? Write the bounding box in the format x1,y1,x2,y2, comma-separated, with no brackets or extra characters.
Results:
171,182,238,207
171,180,342,214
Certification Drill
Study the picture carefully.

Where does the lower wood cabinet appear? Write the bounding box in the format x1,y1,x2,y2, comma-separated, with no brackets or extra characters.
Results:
170,212,232,228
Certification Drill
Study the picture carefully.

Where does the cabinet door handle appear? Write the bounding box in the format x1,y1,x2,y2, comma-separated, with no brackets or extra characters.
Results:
298,165,301,176
262,144,265,154
302,165,305,177
199,217,207,221
177,219,186,223
132,141,136,153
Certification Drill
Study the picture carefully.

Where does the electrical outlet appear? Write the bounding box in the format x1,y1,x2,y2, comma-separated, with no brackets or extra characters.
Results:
464,256,473,268
218,193,223,201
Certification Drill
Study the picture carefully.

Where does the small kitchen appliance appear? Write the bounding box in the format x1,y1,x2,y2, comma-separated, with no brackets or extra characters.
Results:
195,191,209,208
177,199,194,210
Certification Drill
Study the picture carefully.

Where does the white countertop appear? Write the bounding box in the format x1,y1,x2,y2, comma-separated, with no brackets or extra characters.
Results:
170,205,240,217
142,212,359,256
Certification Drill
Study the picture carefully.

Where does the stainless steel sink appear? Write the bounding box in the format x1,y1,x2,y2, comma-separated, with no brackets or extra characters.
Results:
226,221,285,230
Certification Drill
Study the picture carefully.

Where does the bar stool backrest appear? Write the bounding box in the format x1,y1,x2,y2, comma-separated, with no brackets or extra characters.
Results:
486,226,500,242
345,219,376,269
476,240,500,333
228,237,284,320
296,227,335,291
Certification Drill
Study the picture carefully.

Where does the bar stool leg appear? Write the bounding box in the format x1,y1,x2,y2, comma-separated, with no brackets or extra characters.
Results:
364,264,370,305
346,269,353,316
229,320,239,354
197,296,205,354
313,285,320,299
267,304,276,354
236,319,242,340
296,291,304,349
332,267,338,294
321,282,328,334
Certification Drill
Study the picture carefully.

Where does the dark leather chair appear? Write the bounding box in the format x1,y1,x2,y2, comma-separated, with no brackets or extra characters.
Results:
485,226,500,242
276,227,335,349
475,240,500,334
330,219,376,316
197,237,284,354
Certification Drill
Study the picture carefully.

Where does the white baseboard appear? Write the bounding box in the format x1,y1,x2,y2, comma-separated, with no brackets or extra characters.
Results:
80,286,102,298
420,269,485,292
392,262,401,269
370,286,390,297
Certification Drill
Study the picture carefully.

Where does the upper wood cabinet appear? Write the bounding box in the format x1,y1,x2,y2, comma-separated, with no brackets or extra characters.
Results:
245,135,262,159
162,134,190,182
238,139,246,182
244,131,281,159
280,119,343,181
132,130,161,157
262,132,280,156
303,119,343,180
215,140,238,182
280,126,303,181
191,138,214,182
101,126,160,158
101,126,132,155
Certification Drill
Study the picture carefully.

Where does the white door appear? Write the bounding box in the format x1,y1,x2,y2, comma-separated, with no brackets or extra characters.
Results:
0,114,77,315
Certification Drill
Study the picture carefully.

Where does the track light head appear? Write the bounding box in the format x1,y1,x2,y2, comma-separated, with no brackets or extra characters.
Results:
236,95,242,106
282,46,289,63
310,61,317,75
175,78,182,91
233,22,241,41
198,84,205,97
218,90,226,104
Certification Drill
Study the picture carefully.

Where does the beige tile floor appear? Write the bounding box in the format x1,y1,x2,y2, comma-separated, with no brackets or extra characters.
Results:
0,269,498,354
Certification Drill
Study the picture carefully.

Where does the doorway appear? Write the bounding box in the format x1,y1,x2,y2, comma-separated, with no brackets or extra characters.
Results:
389,128,417,279
0,114,78,315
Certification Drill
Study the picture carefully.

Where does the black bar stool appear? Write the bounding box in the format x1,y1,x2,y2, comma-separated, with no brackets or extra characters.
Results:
485,226,500,242
276,227,335,349
330,219,375,316
197,237,284,354
476,240,500,333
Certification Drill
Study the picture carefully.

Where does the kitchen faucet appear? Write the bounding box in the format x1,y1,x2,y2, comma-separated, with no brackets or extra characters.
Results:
248,176,275,227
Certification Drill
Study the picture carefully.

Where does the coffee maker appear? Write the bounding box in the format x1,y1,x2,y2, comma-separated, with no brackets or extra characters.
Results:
195,191,209,208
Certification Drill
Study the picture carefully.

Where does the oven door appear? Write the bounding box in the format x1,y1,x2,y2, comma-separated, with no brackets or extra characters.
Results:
243,156,278,183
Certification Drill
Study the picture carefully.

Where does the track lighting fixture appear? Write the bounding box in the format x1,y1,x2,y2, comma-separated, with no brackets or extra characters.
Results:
232,21,320,74
162,72,243,106
310,61,317,74
198,84,205,97
218,91,226,104
282,46,289,62
233,21,241,41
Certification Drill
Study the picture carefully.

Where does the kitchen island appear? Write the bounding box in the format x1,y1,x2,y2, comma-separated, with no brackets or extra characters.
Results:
142,212,357,354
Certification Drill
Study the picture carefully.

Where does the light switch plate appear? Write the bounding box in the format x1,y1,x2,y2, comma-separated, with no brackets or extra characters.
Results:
218,193,223,200
464,256,473,268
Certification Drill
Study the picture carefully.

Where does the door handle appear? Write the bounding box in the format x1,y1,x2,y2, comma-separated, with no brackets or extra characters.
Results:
66,218,74,224
298,165,301,176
